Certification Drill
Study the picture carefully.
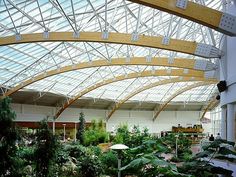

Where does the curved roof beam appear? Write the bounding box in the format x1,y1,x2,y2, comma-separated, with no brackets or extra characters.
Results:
128,0,236,36
54,68,210,119
200,99,219,120
0,32,221,58
107,77,217,120
153,81,217,121
0,57,216,98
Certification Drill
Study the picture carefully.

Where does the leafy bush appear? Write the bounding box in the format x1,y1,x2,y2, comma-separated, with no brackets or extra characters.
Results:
178,139,235,177
121,154,189,177
100,151,118,176
83,119,109,146
0,97,21,176
77,112,85,144
113,124,151,148
161,133,192,162
58,143,103,177
77,146,103,177
34,119,59,177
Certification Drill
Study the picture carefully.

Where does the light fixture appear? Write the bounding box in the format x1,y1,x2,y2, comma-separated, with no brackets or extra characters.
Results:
110,144,129,177
217,80,227,92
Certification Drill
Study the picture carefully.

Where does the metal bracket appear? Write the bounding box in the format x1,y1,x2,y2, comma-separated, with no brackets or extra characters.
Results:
219,13,236,36
151,68,155,74
168,56,175,64
126,55,131,62
146,55,152,62
204,71,216,79
162,36,170,45
73,31,80,38
131,32,139,41
194,60,207,70
194,43,221,58
176,0,188,9
167,68,172,74
15,33,22,41
43,31,49,39
183,69,189,74
102,30,109,39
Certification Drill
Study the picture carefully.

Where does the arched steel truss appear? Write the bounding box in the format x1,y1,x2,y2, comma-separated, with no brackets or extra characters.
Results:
107,77,217,120
200,99,220,120
153,81,217,121
0,32,221,58
0,57,215,98
54,69,213,118
128,0,236,36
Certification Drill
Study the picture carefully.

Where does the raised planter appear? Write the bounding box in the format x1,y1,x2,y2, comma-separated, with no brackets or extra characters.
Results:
98,143,112,152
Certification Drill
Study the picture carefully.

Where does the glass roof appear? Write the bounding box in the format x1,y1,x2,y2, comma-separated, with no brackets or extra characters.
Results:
0,0,222,105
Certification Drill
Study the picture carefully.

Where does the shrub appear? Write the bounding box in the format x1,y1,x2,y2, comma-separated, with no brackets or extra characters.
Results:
77,112,85,144
0,97,20,176
83,120,109,146
34,119,59,177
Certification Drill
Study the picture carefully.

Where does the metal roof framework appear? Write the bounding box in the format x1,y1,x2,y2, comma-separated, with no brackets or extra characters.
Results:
0,0,227,117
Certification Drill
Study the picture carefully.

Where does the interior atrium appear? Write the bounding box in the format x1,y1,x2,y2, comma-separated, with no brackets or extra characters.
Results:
0,0,236,176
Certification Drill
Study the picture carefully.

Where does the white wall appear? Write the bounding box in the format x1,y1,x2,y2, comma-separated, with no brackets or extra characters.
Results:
11,103,205,133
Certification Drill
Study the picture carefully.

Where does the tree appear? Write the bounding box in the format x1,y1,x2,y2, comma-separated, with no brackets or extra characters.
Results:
34,119,58,177
0,97,20,176
77,112,85,144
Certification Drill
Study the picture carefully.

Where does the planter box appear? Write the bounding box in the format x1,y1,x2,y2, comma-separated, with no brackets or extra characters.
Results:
98,143,112,152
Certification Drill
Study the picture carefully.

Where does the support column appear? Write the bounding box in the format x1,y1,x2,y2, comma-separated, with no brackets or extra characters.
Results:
221,106,227,139
226,104,235,142
52,119,55,135
220,0,236,143
74,122,77,142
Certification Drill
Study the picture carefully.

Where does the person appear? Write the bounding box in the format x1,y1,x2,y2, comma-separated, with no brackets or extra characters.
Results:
216,133,221,140
209,134,214,141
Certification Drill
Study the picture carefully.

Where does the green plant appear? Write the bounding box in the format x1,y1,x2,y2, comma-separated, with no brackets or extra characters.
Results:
121,154,190,177
77,112,85,144
161,133,192,162
0,97,21,176
83,119,109,146
34,119,59,177
100,151,118,176
178,160,233,177
113,124,130,144
178,139,235,177
113,124,152,148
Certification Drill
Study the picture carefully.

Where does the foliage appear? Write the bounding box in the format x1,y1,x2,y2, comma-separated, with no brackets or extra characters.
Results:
1,112,235,177
16,146,35,173
83,119,109,146
178,160,233,177
161,133,192,162
178,139,235,177
113,124,130,144
0,97,21,176
34,119,59,177
100,150,118,176
113,124,151,148
77,112,85,144
120,154,190,177
78,148,103,177
58,142,103,177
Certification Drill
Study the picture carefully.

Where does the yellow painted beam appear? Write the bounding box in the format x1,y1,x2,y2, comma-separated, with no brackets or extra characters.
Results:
153,81,217,121
129,0,236,36
1,57,212,98
107,77,217,120
54,69,208,118
200,99,219,120
0,32,221,58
